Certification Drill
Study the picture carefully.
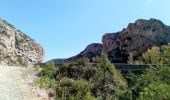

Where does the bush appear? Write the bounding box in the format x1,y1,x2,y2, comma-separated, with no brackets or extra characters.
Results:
39,64,56,79
127,53,134,64
128,44,170,65
36,77,56,88
127,46,162,64
119,65,170,100
138,83,170,100
38,55,128,99
90,55,128,98
55,77,94,100
161,44,170,64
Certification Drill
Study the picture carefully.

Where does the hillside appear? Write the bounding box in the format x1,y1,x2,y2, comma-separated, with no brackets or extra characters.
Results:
48,18,170,64
0,18,44,66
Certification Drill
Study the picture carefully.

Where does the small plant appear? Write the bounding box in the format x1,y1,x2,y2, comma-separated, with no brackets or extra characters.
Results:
127,53,134,64
39,64,56,79
36,77,56,88
138,83,170,100
16,55,26,66
141,46,161,64
161,44,170,64
55,77,94,100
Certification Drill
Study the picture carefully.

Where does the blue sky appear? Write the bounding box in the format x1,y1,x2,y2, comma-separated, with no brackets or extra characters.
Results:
0,0,170,61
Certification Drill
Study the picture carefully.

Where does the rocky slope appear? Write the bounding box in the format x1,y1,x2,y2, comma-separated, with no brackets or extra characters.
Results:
102,18,170,63
0,18,44,66
48,18,170,64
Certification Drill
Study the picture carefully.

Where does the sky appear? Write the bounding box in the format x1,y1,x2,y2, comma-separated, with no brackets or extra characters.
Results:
0,0,170,61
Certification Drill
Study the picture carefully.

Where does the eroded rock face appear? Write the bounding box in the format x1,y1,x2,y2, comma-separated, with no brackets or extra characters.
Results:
0,18,44,66
65,43,103,63
102,18,170,63
48,18,170,64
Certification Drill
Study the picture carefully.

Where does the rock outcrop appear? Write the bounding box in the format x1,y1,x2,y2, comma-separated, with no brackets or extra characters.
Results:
0,18,44,66
65,43,103,62
48,18,170,64
102,18,170,63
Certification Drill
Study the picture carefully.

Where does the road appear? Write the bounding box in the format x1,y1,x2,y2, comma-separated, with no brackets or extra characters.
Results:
0,66,49,100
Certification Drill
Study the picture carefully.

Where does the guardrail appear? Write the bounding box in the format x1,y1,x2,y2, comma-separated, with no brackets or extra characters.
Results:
114,64,170,72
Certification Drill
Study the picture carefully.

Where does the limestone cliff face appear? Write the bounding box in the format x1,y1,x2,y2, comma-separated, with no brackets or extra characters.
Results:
48,18,170,64
102,18,170,63
0,18,44,66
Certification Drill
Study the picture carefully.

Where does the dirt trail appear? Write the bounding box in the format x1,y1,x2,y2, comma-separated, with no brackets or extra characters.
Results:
0,66,50,100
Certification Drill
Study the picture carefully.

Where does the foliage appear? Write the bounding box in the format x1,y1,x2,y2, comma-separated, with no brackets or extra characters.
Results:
93,55,127,98
127,46,161,64
138,83,170,100
39,64,56,79
36,77,56,88
16,55,26,66
128,44,170,65
127,53,134,64
161,44,170,64
55,77,94,100
140,46,161,64
37,44,170,99
38,55,127,99
119,65,170,100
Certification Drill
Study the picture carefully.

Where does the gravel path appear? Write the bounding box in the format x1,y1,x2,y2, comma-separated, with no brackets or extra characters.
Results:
0,66,50,100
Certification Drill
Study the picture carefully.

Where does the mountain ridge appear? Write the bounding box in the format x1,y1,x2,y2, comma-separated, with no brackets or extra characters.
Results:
48,18,170,64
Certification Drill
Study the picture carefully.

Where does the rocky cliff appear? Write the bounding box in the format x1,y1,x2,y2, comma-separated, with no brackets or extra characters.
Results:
102,18,170,63
0,18,44,66
48,18,170,64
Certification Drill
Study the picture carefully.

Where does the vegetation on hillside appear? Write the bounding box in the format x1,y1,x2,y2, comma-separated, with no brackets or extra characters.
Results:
37,44,170,100
119,65,170,100
37,55,127,99
127,44,170,64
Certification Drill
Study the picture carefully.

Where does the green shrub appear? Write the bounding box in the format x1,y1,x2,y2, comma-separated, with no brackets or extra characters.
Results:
141,46,161,64
154,65,170,84
38,55,128,99
127,46,163,64
36,77,56,88
16,55,26,66
119,65,170,99
55,77,94,100
39,64,56,79
161,44,170,64
127,53,134,64
138,83,170,100
91,55,128,98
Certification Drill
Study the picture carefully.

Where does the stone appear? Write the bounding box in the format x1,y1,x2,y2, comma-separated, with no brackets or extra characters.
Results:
0,18,44,66
48,18,170,64
102,18,170,63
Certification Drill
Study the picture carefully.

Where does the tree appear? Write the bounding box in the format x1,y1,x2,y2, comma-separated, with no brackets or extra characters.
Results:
119,65,170,100
161,44,170,64
127,53,134,64
138,83,170,100
141,46,161,64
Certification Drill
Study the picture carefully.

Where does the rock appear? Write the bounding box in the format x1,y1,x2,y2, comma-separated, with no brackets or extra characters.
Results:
102,18,170,63
65,43,103,63
0,18,44,66
48,18,170,64
46,43,103,64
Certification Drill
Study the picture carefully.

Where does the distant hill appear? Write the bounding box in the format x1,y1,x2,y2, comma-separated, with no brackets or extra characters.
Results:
48,18,170,64
46,59,65,65
0,18,44,66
